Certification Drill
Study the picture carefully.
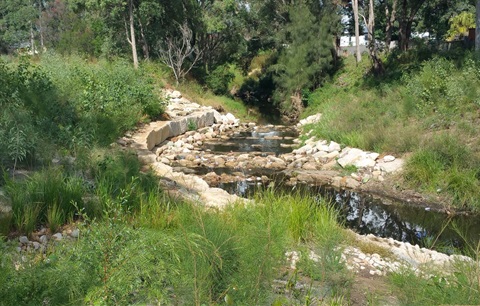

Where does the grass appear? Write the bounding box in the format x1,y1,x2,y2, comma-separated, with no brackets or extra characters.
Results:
390,256,480,306
178,81,260,122
0,166,352,305
5,168,86,235
304,53,480,211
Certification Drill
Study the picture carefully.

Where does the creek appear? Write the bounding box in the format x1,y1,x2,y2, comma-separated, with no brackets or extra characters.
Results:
172,124,480,252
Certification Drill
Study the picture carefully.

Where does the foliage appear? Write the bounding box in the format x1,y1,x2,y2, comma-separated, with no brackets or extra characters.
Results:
5,168,86,234
445,11,475,41
272,2,336,118
0,55,164,168
0,181,349,305
403,133,480,210
390,260,480,305
305,52,480,211
205,63,235,95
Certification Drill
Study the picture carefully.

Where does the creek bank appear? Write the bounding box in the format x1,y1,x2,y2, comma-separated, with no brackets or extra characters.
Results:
119,89,477,278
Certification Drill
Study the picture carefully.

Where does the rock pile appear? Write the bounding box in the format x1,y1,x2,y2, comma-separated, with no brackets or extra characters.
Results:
16,228,80,253
285,232,472,278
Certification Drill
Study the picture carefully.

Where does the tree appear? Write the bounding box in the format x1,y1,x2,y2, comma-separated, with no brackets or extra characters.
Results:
477,0,480,50
157,21,202,85
273,2,335,121
364,0,384,74
0,0,37,50
398,0,426,51
352,0,362,62
445,11,475,41
86,0,142,68
384,0,398,51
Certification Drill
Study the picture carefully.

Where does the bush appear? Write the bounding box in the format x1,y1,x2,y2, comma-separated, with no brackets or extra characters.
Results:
206,64,235,95
41,54,165,144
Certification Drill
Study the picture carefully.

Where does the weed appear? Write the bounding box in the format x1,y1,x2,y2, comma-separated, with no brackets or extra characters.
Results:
187,119,197,131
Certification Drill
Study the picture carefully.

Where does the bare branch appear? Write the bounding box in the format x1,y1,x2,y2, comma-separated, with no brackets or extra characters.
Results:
157,22,203,85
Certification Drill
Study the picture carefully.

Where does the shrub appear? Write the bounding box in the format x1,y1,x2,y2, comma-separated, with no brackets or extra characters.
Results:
206,64,235,95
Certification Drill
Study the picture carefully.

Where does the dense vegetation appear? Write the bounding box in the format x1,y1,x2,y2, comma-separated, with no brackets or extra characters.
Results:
1,0,480,304
1,149,350,304
304,49,480,211
2,0,477,119
0,55,163,171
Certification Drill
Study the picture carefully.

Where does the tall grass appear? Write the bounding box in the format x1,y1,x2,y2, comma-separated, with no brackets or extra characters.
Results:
390,224,480,306
0,184,350,305
404,133,480,210
5,168,86,234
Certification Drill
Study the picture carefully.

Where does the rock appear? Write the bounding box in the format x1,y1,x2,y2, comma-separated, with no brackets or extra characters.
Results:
302,162,319,170
345,177,360,189
297,114,322,126
354,157,376,168
70,229,80,238
175,140,184,148
224,113,237,124
160,157,170,164
214,157,226,166
331,176,343,188
328,141,341,152
312,151,328,159
39,235,48,244
368,153,380,161
52,233,63,240
315,142,329,152
378,159,404,173
19,236,29,244
322,159,338,170
384,155,396,162
293,144,313,155
337,148,364,168
324,150,340,159
32,241,41,250
169,90,182,99
237,154,250,162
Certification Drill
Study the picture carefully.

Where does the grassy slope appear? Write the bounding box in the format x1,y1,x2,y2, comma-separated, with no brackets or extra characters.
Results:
304,53,480,211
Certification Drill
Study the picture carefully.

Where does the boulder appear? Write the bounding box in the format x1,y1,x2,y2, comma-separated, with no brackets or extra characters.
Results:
328,141,341,152
302,162,319,170
169,90,182,99
384,155,396,162
337,148,364,168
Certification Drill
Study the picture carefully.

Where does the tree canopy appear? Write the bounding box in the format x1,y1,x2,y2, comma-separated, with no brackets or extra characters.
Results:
1,0,478,116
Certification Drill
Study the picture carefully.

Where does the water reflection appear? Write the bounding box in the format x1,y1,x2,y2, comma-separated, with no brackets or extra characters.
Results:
220,182,480,252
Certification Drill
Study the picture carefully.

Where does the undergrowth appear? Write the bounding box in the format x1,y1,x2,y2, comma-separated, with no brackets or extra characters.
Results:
304,52,480,211
0,170,351,305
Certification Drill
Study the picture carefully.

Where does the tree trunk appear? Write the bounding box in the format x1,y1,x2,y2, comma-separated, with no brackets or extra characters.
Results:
353,0,361,62
368,0,384,75
30,22,35,55
385,0,397,51
476,0,480,51
399,0,408,51
138,18,149,60
38,0,44,52
128,0,139,69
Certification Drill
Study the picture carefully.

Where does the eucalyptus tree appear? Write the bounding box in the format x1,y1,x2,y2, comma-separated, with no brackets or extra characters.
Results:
0,0,38,51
